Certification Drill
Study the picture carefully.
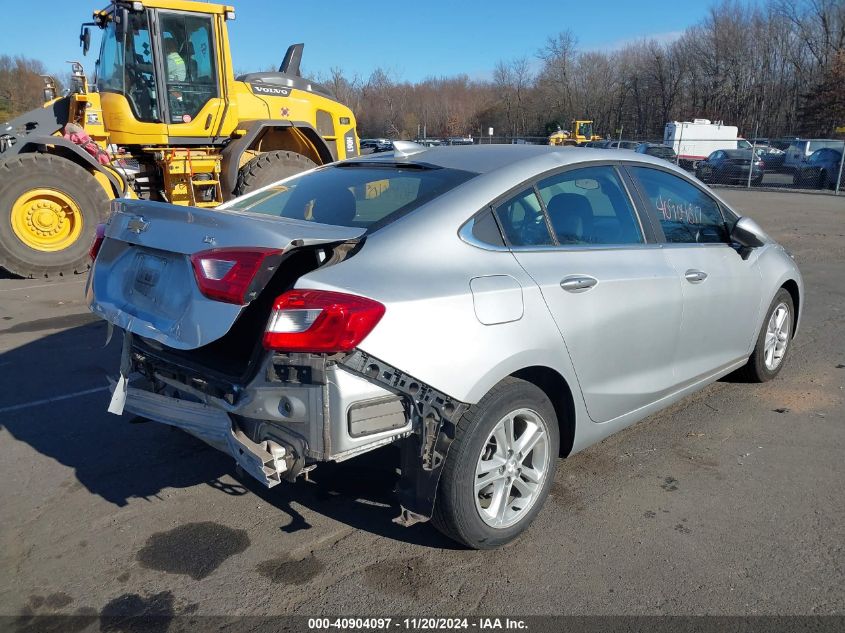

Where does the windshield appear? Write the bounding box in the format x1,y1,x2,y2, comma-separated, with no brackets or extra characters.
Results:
577,122,593,138
225,163,478,230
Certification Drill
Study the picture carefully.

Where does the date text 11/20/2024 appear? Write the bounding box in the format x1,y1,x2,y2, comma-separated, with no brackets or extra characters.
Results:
307,617,529,630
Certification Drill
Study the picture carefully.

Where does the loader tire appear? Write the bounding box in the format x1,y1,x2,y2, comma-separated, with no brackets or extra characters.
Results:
0,154,111,278
235,150,318,197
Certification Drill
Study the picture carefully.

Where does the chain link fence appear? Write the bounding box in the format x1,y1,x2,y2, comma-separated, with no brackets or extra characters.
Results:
410,135,845,195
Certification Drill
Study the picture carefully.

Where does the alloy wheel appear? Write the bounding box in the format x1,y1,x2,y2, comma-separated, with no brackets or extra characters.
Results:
474,408,551,528
764,302,790,371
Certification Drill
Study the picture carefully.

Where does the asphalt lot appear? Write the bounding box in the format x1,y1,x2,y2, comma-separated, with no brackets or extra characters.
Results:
0,189,843,623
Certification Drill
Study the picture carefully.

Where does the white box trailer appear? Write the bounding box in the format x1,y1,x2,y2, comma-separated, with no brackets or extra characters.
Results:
664,119,751,166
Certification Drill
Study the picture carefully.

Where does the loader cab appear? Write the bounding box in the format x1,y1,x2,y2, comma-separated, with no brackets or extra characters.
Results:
92,1,234,144
573,120,594,141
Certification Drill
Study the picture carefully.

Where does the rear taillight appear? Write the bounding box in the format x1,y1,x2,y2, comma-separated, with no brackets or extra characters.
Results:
263,289,385,353
89,223,106,261
190,247,282,305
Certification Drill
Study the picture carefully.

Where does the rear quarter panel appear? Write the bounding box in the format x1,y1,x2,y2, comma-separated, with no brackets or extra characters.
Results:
294,181,586,410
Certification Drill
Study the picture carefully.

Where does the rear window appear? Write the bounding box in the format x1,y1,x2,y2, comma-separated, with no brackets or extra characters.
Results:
225,162,477,229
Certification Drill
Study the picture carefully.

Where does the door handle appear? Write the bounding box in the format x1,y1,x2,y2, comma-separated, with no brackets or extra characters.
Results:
684,269,708,283
560,275,598,293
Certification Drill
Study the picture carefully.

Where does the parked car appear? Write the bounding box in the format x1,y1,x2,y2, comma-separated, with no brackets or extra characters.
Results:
583,140,611,148
443,137,474,146
782,139,843,174
752,144,786,171
793,148,843,189
635,143,676,162
414,138,442,147
696,149,764,185
359,138,393,154
603,140,639,150
88,145,802,549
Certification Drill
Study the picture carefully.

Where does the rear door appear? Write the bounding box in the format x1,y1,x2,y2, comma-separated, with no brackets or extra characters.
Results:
627,166,764,385
502,164,684,424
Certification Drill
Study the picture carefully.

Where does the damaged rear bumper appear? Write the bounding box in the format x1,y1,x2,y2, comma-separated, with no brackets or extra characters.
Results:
114,378,290,487
110,334,468,526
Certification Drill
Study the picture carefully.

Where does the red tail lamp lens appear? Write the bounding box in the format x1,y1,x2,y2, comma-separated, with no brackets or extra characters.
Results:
190,247,282,305
263,289,385,352
89,223,107,261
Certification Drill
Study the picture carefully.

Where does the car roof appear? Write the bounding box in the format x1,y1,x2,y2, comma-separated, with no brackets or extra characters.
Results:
347,144,674,175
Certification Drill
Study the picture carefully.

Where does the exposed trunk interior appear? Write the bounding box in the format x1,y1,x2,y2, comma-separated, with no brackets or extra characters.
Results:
133,245,333,385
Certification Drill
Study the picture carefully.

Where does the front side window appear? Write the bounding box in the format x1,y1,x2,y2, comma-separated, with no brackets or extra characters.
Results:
97,11,159,122
631,167,728,244
159,12,218,123
494,189,553,247
536,166,643,245
225,163,476,230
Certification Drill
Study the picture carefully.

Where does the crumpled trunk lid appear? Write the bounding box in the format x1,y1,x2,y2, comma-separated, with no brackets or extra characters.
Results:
86,198,364,350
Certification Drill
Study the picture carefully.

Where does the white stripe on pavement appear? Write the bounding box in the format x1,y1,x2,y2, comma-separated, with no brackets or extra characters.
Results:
0,279,86,293
0,385,109,414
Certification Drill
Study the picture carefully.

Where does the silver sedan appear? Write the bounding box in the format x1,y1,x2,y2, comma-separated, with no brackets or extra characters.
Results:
88,144,803,549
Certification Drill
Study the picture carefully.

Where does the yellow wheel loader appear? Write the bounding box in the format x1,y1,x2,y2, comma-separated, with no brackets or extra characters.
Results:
548,120,602,146
0,0,359,278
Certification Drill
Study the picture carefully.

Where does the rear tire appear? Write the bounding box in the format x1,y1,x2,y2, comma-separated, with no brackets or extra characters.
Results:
0,153,111,278
736,288,794,383
432,377,559,549
235,150,317,197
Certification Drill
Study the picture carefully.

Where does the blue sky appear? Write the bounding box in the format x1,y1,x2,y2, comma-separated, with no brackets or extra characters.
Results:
1,0,708,81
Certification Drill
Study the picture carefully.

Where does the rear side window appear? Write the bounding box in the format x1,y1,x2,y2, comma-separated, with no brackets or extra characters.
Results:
225,163,476,229
536,166,643,245
494,188,553,246
630,167,728,244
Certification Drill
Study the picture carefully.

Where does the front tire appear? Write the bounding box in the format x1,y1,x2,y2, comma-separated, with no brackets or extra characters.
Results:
0,153,111,278
235,150,317,197
737,288,794,382
432,377,559,549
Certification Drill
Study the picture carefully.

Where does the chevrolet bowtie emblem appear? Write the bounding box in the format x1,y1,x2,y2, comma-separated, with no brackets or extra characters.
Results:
127,216,149,234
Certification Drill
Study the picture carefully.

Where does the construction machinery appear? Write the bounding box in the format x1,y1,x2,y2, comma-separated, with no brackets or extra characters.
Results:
548,120,602,146
0,0,359,278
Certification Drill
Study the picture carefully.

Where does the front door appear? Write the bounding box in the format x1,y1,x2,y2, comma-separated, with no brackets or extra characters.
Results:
157,10,225,137
627,166,764,385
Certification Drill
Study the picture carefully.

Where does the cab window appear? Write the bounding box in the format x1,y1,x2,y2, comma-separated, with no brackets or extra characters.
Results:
159,12,218,123
536,166,643,245
630,167,729,244
97,11,159,122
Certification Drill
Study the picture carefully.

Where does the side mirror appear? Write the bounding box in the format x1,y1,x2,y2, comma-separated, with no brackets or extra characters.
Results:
80,27,91,56
731,216,767,250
